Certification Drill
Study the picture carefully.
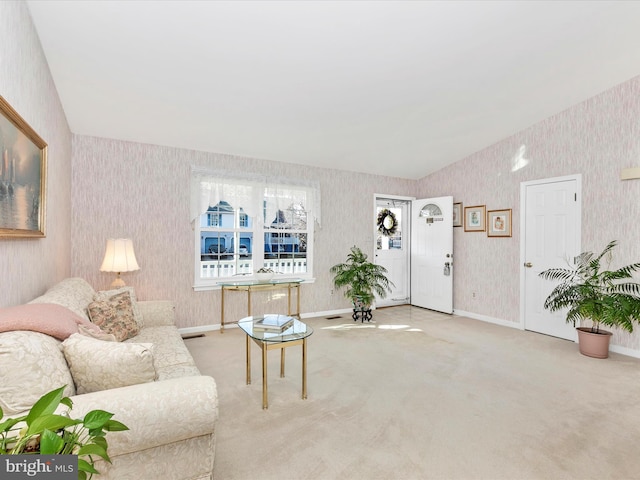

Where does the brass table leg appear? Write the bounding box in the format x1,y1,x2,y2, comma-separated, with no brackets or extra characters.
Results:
280,348,285,378
302,338,308,400
286,284,302,318
262,342,268,409
246,334,251,385
245,333,308,410
220,287,226,333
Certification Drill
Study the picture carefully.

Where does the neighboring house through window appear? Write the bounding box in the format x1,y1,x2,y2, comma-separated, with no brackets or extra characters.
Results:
190,168,320,289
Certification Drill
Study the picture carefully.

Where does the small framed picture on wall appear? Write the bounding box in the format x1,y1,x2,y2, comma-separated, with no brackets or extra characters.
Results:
453,202,462,227
464,205,486,232
487,209,512,237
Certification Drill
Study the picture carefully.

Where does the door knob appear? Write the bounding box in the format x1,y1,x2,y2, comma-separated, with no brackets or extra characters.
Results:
524,262,533,268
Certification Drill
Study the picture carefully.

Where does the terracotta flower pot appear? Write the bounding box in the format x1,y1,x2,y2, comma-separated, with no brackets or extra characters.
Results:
576,327,612,359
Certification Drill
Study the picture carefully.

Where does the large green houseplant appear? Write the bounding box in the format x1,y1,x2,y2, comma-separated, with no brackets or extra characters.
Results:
330,246,394,320
539,240,640,358
0,386,128,479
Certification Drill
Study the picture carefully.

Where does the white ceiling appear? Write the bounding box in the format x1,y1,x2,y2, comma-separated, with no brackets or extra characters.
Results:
26,1,640,179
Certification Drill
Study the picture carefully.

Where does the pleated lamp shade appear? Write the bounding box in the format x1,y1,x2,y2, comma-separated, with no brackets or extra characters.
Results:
100,238,140,287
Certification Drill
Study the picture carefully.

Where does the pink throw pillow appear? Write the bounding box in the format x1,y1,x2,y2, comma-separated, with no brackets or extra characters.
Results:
0,303,93,340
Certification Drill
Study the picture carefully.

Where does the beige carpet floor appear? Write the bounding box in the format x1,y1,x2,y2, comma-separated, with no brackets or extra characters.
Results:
185,306,640,480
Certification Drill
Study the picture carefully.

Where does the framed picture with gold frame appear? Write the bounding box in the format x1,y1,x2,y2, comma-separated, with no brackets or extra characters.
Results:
464,205,485,232
453,202,462,227
487,209,512,237
0,96,47,238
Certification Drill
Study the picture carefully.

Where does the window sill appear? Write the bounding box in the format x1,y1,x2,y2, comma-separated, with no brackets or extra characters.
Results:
193,277,316,292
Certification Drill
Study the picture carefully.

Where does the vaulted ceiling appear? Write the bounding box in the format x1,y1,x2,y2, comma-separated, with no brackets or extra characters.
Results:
27,1,640,179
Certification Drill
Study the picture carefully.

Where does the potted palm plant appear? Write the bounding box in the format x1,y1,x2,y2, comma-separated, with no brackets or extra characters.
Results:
330,246,394,321
539,240,640,358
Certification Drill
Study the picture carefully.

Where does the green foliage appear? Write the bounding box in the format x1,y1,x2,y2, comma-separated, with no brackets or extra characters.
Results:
330,246,394,306
539,240,640,333
0,386,128,479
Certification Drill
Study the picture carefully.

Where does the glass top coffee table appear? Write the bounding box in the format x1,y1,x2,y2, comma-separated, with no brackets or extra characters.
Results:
238,315,313,409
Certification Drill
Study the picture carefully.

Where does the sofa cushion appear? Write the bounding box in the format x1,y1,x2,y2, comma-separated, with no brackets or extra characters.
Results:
0,303,101,341
62,333,157,394
88,291,140,341
94,286,144,328
28,277,96,322
78,323,117,342
132,326,201,380
0,331,75,415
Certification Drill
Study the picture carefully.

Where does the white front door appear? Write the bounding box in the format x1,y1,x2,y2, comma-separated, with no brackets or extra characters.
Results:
521,175,581,340
411,196,453,314
374,197,411,307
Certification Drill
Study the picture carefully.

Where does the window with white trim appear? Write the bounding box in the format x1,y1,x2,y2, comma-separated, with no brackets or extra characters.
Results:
191,168,320,288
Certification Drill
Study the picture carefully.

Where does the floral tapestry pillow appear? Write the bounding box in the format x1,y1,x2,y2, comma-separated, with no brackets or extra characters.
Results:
94,287,144,328
87,291,139,341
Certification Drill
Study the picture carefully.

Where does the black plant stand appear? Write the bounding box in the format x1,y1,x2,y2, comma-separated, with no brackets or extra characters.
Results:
352,307,372,322
352,297,372,322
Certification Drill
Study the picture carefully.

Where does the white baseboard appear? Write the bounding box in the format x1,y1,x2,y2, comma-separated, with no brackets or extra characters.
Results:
453,309,522,330
609,344,640,359
454,309,640,359
179,325,222,335
301,308,353,319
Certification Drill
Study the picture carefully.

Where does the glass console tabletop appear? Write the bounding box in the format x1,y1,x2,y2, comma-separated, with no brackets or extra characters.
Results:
218,277,304,287
218,279,304,332
237,315,313,409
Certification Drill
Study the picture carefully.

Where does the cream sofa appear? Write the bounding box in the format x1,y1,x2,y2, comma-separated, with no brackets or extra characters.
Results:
0,278,218,480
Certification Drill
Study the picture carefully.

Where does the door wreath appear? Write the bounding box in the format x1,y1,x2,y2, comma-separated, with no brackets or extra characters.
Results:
377,209,398,237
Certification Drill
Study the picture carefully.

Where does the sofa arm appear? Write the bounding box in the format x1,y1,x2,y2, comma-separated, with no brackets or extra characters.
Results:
67,376,218,456
137,300,176,327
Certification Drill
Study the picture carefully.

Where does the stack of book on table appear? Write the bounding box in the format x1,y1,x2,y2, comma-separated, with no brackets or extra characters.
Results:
253,314,295,333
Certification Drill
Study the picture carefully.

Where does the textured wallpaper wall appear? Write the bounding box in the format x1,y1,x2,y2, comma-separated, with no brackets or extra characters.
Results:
418,76,640,351
0,1,72,307
71,135,415,328
7,0,640,353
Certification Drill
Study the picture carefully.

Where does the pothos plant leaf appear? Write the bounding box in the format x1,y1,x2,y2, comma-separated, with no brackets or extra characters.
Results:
0,385,128,479
25,386,66,426
40,428,65,454
83,410,114,430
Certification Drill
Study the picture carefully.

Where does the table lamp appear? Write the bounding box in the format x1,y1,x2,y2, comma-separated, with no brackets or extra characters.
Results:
100,238,140,287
